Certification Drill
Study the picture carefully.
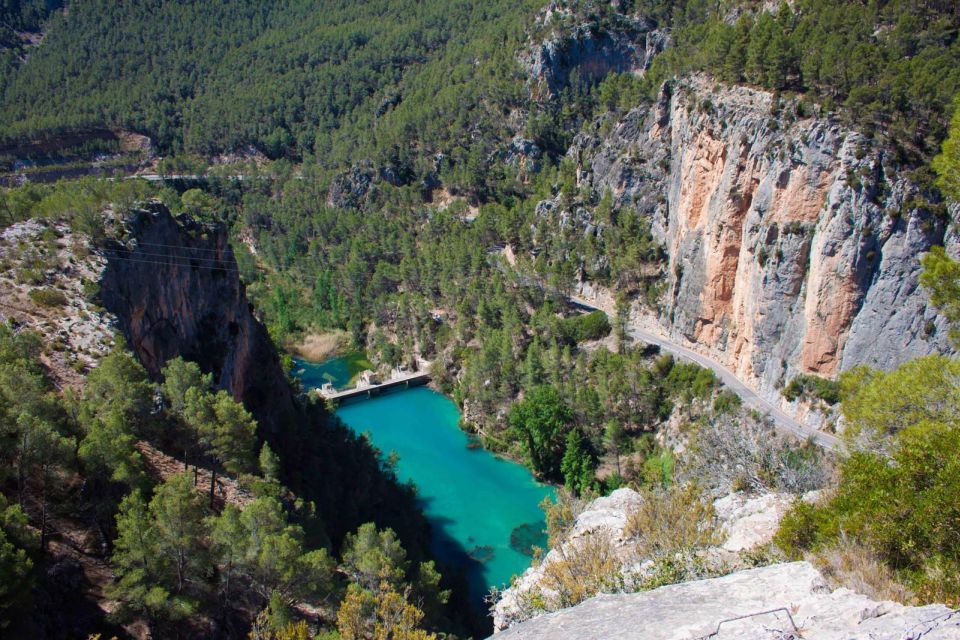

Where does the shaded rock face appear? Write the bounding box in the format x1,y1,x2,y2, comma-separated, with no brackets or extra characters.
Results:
569,75,956,396
98,203,434,556
490,562,960,640
100,203,296,438
522,5,666,100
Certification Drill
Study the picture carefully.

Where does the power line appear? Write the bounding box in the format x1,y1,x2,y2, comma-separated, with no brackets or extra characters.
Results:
100,252,239,272
106,248,233,265
133,240,233,254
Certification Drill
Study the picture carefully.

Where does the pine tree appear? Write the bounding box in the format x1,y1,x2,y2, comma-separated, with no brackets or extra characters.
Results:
560,429,596,496
933,95,960,201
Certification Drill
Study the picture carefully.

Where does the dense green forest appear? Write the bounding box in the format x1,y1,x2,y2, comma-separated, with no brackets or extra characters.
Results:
0,0,539,179
3,1,958,191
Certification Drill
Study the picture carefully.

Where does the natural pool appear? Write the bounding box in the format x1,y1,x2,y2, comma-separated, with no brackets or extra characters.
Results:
293,358,554,603
292,352,372,389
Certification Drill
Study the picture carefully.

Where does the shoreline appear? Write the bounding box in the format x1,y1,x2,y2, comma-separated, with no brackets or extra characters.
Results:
293,352,556,490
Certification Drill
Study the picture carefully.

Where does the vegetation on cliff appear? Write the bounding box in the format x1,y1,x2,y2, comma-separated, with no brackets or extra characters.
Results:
0,317,454,638
774,250,960,606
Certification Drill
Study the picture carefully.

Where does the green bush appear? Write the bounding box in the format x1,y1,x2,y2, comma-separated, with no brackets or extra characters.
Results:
559,311,611,344
782,373,841,404
775,356,960,605
28,287,67,307
712,390,742,415
665,362,717,402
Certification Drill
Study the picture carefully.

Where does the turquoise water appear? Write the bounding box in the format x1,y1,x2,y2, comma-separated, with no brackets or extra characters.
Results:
294,355,350,388
293,353,368,389
294,358,553,601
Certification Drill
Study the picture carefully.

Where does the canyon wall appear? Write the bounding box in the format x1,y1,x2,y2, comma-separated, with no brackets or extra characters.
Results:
99,203,297,439
568,76,956,397
98,204,433,551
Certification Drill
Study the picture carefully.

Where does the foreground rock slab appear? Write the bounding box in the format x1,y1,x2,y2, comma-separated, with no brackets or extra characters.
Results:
489,562,959,640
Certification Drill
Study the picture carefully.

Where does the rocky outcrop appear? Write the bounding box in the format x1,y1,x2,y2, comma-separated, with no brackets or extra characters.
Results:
0,218,116,388
521,2,667,100
493,488,802,631
491,562,960,639
99,203,297,439
565,75,956,401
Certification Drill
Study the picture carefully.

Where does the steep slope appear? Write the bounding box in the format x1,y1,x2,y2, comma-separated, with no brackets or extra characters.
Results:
98,203,433,552
560,75,956,403
100,205,296,438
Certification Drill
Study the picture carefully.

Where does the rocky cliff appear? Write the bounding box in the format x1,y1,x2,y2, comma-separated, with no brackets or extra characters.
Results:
99,203,433,551
560,74,956,401
493,489,960,639
521,2,667,101
493,488,799,630
100,203,296,439
492,561,960,639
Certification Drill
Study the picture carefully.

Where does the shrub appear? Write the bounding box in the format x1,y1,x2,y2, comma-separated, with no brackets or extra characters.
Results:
775,415,960,605
808,539,915,604
28,287,68,307
680,412,829,494
15,267,44,285
782,373,841,404
665,362,717,403
558,310,611,344
538,531,624,610
624,484,720,559
712,390,742,415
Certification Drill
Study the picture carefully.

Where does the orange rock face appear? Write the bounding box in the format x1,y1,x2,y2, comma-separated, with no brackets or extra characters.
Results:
667,82,853,382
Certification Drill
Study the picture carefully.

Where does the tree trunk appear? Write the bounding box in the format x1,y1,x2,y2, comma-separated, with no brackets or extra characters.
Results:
209,467,217,508
40,473,48,552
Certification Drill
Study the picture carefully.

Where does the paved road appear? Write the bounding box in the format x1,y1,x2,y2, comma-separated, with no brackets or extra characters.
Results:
570,295,840,451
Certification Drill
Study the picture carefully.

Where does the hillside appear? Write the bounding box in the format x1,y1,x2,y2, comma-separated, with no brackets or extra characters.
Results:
0,0,539,170
3,0,960,638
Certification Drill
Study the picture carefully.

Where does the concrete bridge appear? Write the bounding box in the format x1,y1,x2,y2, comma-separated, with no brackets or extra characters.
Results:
317,362,432,402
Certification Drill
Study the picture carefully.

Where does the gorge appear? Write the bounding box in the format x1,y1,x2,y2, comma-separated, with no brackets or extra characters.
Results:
2,1,960,638
305,370,554,606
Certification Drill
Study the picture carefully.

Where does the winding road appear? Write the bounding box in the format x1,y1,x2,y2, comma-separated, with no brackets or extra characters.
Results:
569,295,841,451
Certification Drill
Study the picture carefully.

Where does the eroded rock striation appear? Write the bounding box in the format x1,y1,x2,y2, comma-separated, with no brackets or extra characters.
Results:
560,75,956,401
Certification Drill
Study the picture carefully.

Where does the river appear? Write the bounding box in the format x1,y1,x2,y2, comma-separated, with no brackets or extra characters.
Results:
293,357,554,603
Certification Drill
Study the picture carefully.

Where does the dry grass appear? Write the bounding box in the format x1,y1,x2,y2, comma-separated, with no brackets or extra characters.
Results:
291,330,350,361
539,531,624,609
624,484,721,558
808,538,916,604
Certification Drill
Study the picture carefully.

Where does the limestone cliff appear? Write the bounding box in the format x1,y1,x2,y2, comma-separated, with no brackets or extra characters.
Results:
561,75,956,401
99,203,296,439
98,203,433,551
520,2,667,101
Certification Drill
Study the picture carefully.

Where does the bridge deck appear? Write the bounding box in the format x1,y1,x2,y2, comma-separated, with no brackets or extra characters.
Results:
318,370,431,401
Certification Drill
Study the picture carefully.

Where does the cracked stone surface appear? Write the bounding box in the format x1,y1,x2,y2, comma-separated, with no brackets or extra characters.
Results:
491,562,960,640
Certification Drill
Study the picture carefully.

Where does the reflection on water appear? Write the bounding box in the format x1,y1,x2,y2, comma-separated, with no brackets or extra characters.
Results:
308,382,554,605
